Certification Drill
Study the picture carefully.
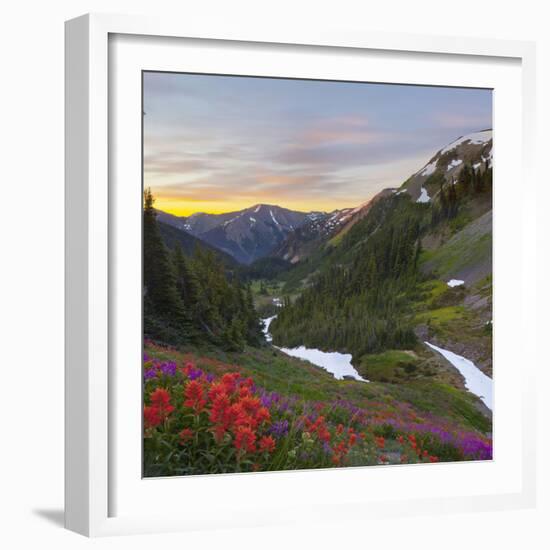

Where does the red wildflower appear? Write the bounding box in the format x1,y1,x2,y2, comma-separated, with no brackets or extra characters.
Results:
333,441,347,454
429,456,439,463
208,381,227,402
184,380,206,412
348,433,357,446
221,372,240,393
336,424,344,435
242,377,254,388
238,385,252,399
318,427,331,443
234,426,256,453
255,406,271,425
149,388,174,418
143,406,161,429
212,424,227,443
210,394,231,424
375,436,385,449
239,396,261,416
258,435,276,453
178,428,194,444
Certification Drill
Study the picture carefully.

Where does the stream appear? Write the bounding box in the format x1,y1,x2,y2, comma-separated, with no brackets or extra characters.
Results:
262,316,367,382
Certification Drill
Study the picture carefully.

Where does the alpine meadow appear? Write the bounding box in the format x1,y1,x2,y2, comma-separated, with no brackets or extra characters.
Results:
142,72,493,477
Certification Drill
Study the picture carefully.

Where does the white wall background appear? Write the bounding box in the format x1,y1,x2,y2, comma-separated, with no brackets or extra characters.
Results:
0,1,547,548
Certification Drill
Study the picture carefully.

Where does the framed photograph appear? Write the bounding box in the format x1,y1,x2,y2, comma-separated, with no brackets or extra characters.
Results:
65,13,537,536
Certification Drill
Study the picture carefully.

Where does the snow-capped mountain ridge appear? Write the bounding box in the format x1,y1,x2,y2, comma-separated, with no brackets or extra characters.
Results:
405,129,493,202
157,204,329,264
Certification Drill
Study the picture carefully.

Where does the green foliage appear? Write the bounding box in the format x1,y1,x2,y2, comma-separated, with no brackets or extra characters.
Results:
240,257,292,281
144,189,262,350
270,195,428,356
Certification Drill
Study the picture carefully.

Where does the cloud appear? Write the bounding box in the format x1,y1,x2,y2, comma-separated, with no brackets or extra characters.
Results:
432,112,492,130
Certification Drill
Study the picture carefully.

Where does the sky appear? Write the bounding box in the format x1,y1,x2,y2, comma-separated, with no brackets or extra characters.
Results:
143,72,492,216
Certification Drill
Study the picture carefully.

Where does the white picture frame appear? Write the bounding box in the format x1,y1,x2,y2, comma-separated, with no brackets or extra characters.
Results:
65,13,537,537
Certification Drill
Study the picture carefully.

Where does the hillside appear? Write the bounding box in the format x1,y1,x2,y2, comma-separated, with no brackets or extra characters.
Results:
270,129,493,376
158,220,239,269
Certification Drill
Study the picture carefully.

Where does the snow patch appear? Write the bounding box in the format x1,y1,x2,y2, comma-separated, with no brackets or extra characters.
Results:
262,316,368,382
447,159,463,171
440,130,492,155
254,204,262,213
447,279,465,287
416,187,430,203
425,342,493,410
270,209,281,228
249,217,256,223
419,161,437,177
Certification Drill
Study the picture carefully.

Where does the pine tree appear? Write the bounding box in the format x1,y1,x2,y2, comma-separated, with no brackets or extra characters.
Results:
143,188,184,320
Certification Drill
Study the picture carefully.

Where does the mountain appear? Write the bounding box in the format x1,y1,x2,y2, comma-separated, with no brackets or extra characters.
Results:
273,208,353,264
400,129,493,203
274,190,401,264
158,204,324,265
157,221,239,268
270,129,494,374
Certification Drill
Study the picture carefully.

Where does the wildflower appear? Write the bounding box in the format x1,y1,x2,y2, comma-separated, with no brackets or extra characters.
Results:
179,428,194,444
238,385,252,398
160,361,177,377
208,382,227,402
336,424,344,435
318,427,331,443
255,407,271,425
239,396,261,417
221,372,240,393
143,406,161,429
375,436,385,449
348,433,357,446
210,394,231,424
184,380,206,412
259,435,276,453
150,388,175,417
144,368,157,380
242,377,254,388
212,424,227,443
183,362,203,380
269,420,289,439
234,426,256,453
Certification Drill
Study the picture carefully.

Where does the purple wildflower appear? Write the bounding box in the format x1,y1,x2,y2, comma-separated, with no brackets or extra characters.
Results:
144,368,157,380
269,420,289,439
160,361,177,377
